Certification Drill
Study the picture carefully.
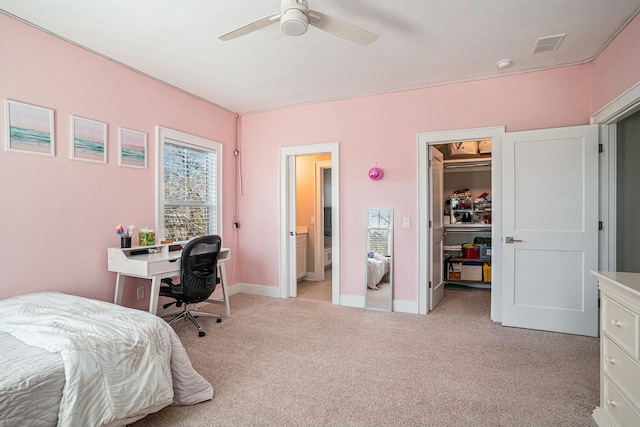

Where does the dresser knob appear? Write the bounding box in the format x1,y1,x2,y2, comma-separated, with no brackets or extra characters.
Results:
605,356,615,365
606,399,616,407
610,319,621,327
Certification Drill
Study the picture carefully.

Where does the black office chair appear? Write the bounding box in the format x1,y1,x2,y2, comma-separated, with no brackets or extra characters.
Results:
159,235,222,337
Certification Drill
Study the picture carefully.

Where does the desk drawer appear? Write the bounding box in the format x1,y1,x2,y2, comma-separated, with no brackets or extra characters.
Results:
148,258,180,275
603,337,640,407
603,376,640,427
603,296,639,358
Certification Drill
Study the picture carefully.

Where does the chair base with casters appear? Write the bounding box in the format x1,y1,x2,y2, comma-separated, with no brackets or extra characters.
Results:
161,299,221,337
160,278,222,337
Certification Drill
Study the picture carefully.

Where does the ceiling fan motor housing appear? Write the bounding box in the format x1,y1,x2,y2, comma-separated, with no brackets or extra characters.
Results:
280,0,309,36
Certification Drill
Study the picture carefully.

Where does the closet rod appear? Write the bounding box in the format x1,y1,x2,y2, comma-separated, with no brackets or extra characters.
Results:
444,162,491,169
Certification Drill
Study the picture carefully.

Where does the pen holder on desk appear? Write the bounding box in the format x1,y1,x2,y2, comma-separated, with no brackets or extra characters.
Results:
121,237,132,248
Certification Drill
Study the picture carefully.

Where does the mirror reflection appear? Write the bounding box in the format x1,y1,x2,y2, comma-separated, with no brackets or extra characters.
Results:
365,209,393,311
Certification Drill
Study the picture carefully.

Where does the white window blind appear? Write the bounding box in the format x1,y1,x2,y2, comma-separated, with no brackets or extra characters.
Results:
367,210,392,256
163,138,217,241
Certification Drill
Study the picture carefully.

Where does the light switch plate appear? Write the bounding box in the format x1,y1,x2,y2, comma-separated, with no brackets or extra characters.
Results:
403,217,410,228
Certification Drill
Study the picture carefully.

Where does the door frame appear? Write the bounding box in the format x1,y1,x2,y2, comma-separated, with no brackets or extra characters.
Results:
417,126,505,319
590,81,640,272
313,160,332,281
278,143,340,305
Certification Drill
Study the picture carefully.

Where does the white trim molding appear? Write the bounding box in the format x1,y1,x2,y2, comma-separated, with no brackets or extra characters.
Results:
590,80,640,273
417,126,505,320
231,283,281,298
278,142,340,305
590,80,640,124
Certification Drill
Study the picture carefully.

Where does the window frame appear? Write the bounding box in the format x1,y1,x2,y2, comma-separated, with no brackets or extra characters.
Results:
155,126,222,242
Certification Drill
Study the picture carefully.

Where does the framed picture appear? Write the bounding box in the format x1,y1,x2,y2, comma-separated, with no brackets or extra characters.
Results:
4,99,55,156
71,115,107,163
118,127,147,169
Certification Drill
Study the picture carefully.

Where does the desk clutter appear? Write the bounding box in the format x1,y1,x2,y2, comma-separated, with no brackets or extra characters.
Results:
115,224,156,247
116,224,135,248
138,227,155,246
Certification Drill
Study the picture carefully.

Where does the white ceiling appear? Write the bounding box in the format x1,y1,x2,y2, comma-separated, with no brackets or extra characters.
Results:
2,0,640,114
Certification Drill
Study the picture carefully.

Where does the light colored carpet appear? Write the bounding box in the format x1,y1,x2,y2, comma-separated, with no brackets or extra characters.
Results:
131,289,599,427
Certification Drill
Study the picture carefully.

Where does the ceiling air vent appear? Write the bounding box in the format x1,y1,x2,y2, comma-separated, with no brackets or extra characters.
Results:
531,33,566,54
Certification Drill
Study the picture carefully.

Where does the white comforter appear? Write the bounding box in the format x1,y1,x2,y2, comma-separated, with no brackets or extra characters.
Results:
0,292,213,427
367,253,390,289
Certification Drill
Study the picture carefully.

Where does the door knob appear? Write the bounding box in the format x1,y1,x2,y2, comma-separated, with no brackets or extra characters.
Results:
505,236,523,244
290,231,294,236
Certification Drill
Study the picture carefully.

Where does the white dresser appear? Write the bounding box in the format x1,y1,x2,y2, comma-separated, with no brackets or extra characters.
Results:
592,271,640,427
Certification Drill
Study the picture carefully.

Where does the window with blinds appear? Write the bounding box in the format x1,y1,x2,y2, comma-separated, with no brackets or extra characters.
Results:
367,210,392,256
162,138,217,241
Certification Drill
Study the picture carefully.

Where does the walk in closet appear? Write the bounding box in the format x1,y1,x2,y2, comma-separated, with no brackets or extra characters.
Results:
438,141,492,290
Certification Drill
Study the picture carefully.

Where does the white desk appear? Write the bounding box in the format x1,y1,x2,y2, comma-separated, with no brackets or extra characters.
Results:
108,242,230,316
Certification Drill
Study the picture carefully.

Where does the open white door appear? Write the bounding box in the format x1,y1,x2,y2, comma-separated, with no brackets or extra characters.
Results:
429,146,445,310
502,124,599,336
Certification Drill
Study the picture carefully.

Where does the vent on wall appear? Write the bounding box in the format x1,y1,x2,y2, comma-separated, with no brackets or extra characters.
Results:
531,33,566,54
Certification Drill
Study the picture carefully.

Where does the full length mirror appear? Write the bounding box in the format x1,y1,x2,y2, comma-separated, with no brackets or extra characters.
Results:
365,209,393,311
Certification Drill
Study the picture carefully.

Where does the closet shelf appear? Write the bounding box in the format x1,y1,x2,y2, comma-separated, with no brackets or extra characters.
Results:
444,224,491,232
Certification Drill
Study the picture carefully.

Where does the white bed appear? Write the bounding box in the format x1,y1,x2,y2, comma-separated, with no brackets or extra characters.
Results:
0,292,213,427
367,252,390,289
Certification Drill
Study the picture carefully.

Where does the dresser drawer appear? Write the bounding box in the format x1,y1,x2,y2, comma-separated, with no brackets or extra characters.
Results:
603,296,639,358
603,376,640,427
603,337,640,407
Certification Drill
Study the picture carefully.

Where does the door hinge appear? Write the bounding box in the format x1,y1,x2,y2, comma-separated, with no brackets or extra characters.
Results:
429,220,432,228
599,221,603,231
428,281,432,289
599,143,603,153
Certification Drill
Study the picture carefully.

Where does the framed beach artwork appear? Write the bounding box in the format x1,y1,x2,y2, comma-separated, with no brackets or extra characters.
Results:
71,115,107,163
118,127,147,168
4,99,55,156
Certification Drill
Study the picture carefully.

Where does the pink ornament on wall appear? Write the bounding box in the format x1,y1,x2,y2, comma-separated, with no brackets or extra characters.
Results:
368,166,383,181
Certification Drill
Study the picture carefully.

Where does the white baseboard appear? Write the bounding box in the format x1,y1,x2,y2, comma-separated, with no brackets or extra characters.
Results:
392,299,419,314
195,283,419,315
232,283,281,298
339,295,364,308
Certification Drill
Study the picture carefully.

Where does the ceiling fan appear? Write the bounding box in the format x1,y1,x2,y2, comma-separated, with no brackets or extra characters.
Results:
219,0,378,45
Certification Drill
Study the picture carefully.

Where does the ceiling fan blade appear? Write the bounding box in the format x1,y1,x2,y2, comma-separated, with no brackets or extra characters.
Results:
308,10,378,45
219,12,281,41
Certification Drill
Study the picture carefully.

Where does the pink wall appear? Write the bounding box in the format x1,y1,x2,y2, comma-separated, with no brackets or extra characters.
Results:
0,14,237,306
237,66,593,301
236,14,640,304
592,13,640,113
2,10,639,309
